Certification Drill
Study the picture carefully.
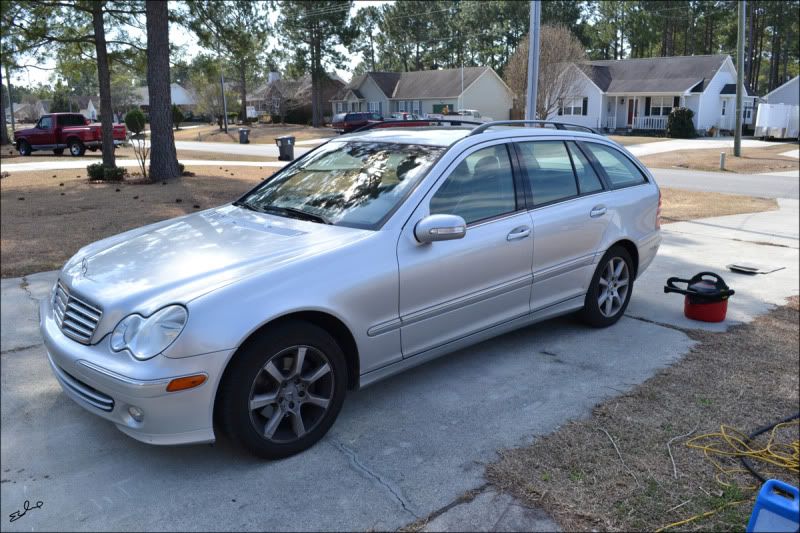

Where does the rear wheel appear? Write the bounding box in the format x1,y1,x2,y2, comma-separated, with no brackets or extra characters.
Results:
17,140,31,156
218,321,347,459
53,148,64,155
68,139,85,157
580,245,634,328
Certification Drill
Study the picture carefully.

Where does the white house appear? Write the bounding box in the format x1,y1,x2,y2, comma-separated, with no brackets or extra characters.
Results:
134,83,196,109
330,66,514,120
548,54,759,134
762,76,799,106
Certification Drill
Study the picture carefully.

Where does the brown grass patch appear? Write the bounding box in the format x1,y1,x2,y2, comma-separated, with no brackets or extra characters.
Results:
487,297,800,532
641,143,799,174
1,166,273,277
660,188,778,223
172,123,335,143
0,146,280,164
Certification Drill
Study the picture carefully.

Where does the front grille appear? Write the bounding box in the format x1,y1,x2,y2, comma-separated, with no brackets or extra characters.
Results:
54,282,102,344
55,364,114,412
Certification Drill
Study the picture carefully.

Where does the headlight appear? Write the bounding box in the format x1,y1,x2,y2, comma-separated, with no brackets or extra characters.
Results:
110,305,187,360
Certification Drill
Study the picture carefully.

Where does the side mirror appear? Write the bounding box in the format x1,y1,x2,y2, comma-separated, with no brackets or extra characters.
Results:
414,214,467,244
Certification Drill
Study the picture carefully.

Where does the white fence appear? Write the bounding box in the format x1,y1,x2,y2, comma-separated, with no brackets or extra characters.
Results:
755,103,800,139
632,116,668,130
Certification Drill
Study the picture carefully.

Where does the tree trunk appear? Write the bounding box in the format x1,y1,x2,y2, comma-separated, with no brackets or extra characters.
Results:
0,66,9,145
92,2,116,168
146,0,180,181
239,63,247,123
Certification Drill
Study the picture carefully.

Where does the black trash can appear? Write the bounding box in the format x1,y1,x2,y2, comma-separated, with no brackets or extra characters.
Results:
275,135,295,161
238,128,250,144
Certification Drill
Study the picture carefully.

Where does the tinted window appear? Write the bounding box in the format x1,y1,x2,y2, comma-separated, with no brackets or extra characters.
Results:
63,114,86,126
583,143,646,188
430,144,516,224
566,141,604,194
517,141,578,206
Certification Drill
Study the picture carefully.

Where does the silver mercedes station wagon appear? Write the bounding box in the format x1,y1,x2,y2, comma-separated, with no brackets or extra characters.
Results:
41,121,662,458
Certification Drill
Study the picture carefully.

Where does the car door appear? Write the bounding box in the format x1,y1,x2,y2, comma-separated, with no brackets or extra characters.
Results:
515,139,611,312
31,115,53,146
396,141,534,357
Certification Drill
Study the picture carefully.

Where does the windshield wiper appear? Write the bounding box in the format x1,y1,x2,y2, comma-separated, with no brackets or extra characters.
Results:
261,205,333,225
233,200,259,212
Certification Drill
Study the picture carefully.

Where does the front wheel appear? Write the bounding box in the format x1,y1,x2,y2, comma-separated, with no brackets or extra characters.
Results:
218,321,347,459
580,246,634,328
68,140,85,157
17,140,31,156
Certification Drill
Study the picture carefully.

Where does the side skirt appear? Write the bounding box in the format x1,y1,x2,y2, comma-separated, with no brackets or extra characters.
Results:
357,294,584,389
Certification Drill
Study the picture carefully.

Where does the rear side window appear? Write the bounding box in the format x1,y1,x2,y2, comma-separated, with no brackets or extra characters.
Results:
582,143,646,188
566,142,604,194
516,141,578,206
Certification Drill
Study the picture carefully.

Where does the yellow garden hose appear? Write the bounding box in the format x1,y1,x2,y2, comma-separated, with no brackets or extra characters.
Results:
656,416,799,532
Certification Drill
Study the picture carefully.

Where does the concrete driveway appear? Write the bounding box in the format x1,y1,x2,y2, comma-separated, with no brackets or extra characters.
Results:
1,201,798,531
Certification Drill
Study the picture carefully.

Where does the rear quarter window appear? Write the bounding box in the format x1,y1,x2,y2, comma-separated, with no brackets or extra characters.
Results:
582,142,646,188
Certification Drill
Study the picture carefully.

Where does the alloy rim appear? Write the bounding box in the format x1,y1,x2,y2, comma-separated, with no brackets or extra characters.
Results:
70,144,80,156
248,345,334,443
598,257,629,318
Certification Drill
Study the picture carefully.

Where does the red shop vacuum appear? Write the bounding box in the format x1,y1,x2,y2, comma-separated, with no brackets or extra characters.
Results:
664,272,735,323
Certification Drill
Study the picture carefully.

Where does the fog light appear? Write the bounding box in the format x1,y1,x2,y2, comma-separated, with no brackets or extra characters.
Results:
128,406,144,422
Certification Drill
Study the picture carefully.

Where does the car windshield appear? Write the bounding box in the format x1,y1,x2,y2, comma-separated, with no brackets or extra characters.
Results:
237,141,444,229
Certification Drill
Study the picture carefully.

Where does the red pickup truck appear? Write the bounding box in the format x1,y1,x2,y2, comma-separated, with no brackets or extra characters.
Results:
14,113,127,157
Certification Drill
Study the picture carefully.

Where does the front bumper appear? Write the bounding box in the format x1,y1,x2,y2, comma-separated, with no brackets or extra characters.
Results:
40,297,232,445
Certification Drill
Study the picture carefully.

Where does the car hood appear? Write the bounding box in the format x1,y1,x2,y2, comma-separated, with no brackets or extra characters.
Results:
60,204,372,339
13,127,37,137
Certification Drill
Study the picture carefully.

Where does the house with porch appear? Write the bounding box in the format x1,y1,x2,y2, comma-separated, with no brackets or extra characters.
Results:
330,66,514,121
548,54,759,134
248,72,344,121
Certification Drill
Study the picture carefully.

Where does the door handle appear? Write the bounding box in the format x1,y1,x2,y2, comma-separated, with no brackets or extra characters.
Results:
507,226,531,241
590,205,607,218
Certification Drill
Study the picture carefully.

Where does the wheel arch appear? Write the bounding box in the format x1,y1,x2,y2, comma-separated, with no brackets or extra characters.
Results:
609,238,639,278
218,310,361,394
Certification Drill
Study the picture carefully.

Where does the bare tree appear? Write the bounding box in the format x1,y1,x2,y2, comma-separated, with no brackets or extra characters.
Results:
503,25,586,119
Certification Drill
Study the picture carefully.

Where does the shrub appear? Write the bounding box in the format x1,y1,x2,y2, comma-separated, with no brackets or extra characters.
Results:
666,107,696,138
124,108,146,135
172,104,185,130
87,163,127,181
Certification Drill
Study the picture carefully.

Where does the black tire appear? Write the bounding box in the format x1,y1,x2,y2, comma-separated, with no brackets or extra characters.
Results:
53,148,64,155
68,139,85,157
218,321,347,459
580,245,634,328
17,140,31,156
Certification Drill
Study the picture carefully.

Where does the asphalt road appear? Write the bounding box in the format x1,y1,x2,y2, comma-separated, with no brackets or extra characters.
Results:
2,200,798,531
649,167,799,198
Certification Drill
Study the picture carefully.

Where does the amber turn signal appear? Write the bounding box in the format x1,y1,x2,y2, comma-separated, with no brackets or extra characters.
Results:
166,374,207,392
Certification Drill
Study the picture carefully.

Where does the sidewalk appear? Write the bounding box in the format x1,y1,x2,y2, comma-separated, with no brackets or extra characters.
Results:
626,137,790,157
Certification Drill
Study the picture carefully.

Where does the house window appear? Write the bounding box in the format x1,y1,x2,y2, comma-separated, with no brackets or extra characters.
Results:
721,99,727,116
559,97,587,116
646,96,675,116
368,101,379,113
271,97,281,114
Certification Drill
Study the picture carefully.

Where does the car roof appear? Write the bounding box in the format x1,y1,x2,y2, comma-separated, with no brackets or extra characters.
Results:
338,125,606,147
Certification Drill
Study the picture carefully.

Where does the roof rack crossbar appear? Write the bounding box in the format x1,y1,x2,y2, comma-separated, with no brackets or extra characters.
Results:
352,118,483,133
468,120,599,136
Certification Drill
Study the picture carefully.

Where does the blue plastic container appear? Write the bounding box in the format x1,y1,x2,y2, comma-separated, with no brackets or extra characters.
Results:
746,479,800,533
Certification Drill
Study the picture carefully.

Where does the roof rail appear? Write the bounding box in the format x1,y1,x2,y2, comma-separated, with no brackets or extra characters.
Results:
468,120,601,136
352,118,483,133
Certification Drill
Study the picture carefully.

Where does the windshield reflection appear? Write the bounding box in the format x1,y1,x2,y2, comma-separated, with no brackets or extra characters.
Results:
241,141,444,229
